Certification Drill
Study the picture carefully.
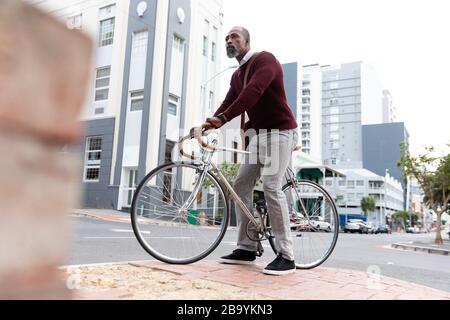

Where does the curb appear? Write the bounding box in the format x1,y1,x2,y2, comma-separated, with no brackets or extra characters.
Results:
391,242,450,256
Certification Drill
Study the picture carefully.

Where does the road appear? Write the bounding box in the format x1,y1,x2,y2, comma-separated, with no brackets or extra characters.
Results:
68,216,450,292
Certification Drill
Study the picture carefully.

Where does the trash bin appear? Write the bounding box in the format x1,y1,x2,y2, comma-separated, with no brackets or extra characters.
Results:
187,209,199,225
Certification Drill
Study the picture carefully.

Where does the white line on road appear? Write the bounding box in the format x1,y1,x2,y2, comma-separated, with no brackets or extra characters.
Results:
84,236,192,240
110,229,150,235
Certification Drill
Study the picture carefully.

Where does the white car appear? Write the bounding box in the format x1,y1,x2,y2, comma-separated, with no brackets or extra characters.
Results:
344,219,366,234
310,216,332,232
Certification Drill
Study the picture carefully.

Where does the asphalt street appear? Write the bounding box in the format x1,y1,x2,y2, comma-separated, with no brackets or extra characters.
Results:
68,216,450,292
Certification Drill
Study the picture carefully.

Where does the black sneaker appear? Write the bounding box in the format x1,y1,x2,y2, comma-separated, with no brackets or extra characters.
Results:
263,255,296,275
219,249,257,265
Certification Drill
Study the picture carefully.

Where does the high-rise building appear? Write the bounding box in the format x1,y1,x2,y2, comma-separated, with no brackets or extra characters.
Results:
321,61,384,167
382,90,397,123
30,0,224,210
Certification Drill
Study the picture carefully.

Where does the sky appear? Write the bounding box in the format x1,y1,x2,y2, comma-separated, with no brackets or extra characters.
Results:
219,0,450,156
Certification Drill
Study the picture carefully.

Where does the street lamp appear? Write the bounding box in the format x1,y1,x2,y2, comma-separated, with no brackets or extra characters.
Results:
200,65,238,121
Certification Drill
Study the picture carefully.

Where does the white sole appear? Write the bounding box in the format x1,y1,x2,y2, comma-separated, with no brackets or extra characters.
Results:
262,268,296,276
219,259,256,265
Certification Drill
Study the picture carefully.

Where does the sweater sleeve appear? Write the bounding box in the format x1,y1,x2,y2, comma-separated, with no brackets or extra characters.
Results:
222,53,277,122
213,74,238,118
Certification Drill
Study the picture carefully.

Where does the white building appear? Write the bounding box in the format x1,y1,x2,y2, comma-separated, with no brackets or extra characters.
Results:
300,64,323,162
324,168,404,227
30,0,225,210
382,90,397,123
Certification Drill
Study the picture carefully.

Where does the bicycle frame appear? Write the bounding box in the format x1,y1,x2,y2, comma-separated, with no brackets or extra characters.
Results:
178,130,304,234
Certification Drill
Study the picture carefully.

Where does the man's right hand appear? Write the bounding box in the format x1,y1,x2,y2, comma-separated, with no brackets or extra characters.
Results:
202,116,224,130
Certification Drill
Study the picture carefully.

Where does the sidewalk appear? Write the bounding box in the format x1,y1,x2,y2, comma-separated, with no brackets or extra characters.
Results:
392,239,450,256
71,209,130,223
69,260,450,300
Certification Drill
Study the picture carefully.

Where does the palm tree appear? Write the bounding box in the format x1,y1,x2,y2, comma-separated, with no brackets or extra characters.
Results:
361,196,376,218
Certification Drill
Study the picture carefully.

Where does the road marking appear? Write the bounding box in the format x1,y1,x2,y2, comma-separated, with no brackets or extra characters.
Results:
84,236,192,240
110,229,150,235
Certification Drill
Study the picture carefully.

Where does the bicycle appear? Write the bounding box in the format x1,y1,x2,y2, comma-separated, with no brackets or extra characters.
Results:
131,129,339,269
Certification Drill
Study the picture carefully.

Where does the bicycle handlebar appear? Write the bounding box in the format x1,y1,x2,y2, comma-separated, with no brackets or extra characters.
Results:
178,128,251,160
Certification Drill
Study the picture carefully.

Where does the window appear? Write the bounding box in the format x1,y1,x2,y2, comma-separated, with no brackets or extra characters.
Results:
330,132,339,141
130,90,144,112
347,180,355,189
99,17,115,46
233,141,238,164
330,141,339,149
209,91,214,111
202,36,208,56
325,180,333,187
126,170,138,207
173,34,184,53
302,98,310,104
84,137,102,182
330,124,339,132
168,94,179,116
211,42,216,61
347,193,355,201
356,180,364,187
67,14,82,30
338,180,346,187
95,66,111,102
329,115,339,123
329,107,339,115
132,30,148,54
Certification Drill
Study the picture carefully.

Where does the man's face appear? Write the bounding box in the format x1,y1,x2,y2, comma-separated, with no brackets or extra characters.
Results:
225,28,249,59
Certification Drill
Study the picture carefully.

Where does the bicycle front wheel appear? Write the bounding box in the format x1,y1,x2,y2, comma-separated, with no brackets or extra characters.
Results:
268,180,339,269
131,162,229,264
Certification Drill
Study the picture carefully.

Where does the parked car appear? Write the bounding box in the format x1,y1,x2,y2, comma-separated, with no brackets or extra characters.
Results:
406,226,420,234
344,219,366,234
310,216,332,232
375,225,391,234
363,222,377,234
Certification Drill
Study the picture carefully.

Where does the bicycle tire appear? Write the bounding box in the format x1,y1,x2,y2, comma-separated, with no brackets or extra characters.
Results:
130,162,230,264
267,179,339,269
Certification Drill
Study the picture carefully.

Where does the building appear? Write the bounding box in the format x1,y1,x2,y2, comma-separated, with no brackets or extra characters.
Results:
362,122,410,209
382,90,397,123
31,0,225,210
321,61,385,167
324,168,404,227
282,63,323,162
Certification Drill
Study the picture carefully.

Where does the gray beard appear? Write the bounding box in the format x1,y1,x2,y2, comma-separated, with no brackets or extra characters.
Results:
226,46,238,59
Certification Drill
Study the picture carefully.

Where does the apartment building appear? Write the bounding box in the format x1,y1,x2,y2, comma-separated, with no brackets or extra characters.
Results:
30,0,224,210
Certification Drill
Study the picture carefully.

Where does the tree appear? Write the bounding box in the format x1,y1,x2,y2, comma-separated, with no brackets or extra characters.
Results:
393,211,419,230
361,196,376,218
398,143,450,244
202,161,240,195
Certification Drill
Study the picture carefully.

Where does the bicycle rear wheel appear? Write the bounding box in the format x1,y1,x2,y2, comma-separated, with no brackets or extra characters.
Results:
268,180,339,269
131,162,229,264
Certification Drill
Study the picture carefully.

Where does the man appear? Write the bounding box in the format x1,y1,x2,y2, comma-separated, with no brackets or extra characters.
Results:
201,26,298,276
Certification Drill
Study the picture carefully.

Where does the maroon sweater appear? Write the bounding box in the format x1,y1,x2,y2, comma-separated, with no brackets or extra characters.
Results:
214,51,297,130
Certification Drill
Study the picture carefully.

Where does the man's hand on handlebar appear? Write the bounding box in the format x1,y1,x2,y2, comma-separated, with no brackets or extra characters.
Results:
202,117,223,130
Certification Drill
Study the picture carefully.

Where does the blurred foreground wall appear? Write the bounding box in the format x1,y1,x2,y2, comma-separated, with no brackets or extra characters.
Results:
0,0,92,299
